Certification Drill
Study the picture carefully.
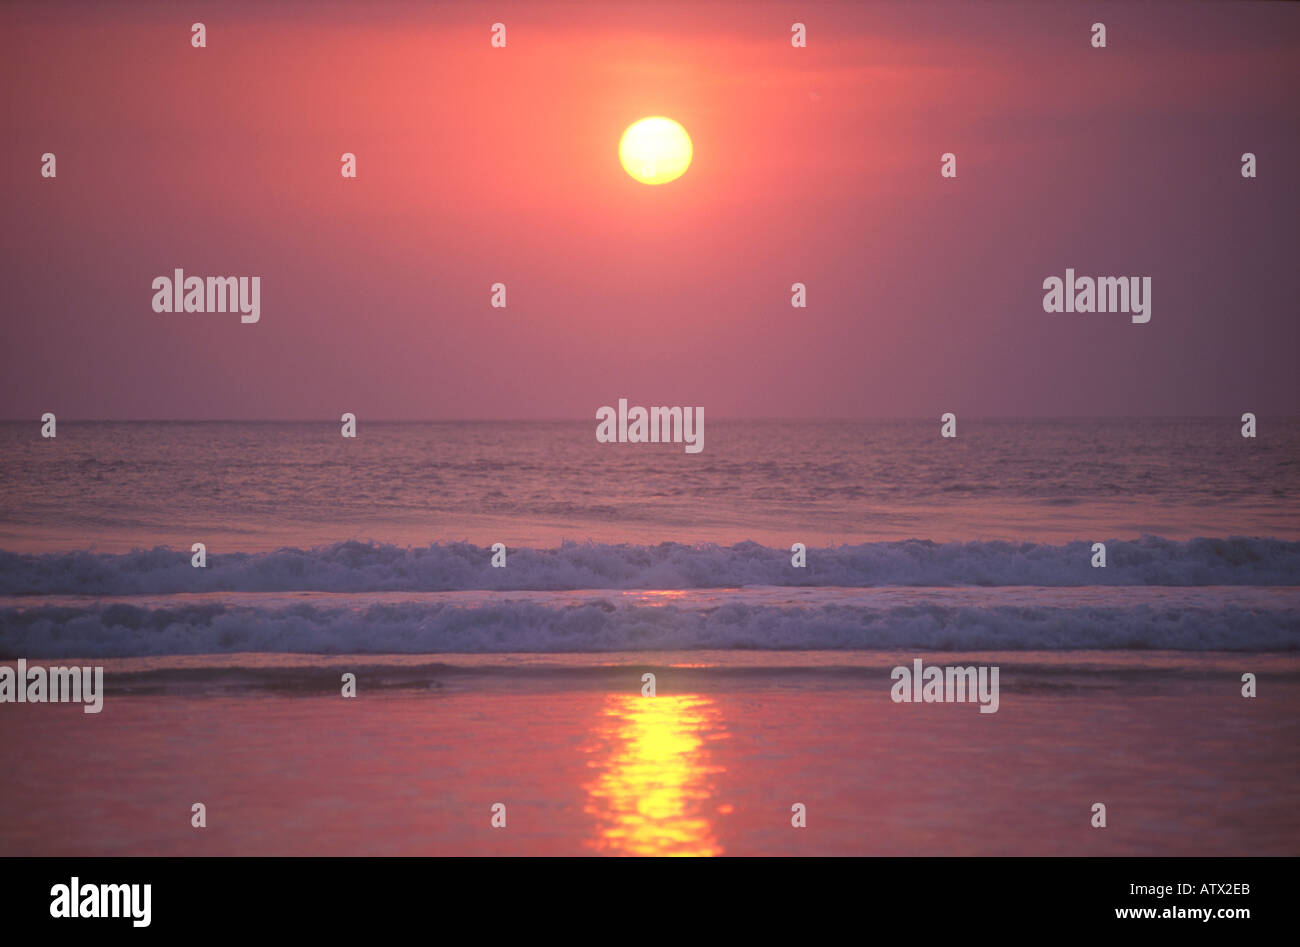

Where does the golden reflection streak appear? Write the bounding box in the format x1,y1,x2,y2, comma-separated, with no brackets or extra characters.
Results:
626,589,689,606
583,693,729,856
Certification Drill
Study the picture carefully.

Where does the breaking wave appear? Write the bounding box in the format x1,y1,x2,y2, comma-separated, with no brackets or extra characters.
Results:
1,536,1297,595
2,594,1296,657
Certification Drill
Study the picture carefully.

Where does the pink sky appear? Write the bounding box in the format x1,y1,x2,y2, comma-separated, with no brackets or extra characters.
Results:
2,0,1297,419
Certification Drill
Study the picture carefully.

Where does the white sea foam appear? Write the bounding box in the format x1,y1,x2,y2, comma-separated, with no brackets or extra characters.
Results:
2,585,1296,657
1,537,1297,596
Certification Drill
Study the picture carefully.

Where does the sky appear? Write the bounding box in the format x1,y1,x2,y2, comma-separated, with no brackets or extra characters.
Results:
2,0,1298,419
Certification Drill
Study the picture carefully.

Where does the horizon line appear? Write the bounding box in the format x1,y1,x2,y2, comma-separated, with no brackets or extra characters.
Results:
4,415,1294,424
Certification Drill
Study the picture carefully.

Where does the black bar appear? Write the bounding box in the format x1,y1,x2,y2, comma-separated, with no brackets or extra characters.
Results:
1,856,1286,935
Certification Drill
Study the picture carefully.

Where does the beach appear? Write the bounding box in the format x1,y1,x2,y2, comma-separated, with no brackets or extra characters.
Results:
2,650,1296,856
1,419,1297,856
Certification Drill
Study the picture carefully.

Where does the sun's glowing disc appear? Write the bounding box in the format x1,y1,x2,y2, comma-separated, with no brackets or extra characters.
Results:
619,117,693,185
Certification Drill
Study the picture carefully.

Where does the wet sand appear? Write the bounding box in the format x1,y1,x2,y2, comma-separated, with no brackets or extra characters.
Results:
2,651,1296,856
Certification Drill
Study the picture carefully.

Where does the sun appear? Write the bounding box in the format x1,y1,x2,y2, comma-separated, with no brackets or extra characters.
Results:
619,117,693,185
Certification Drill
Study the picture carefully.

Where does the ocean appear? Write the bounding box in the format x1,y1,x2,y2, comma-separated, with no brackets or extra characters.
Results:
3,418,1297,553
1,418,1298,854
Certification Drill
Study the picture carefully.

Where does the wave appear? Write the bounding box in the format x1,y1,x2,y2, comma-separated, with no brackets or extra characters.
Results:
1,536,1298,595
2,596,1296,657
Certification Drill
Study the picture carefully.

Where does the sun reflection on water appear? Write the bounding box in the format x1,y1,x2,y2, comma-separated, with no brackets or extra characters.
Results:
583,693,728,856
